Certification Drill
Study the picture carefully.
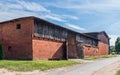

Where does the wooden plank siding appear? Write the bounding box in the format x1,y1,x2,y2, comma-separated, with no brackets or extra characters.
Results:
76,34,98,47
34,20,67,42
34,18,98,47
98,32,109,44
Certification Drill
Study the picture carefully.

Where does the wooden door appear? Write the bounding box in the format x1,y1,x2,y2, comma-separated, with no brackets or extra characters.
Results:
76,41,84,58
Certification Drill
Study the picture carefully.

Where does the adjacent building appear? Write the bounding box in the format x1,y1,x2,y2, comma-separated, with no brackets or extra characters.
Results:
0,16,110,60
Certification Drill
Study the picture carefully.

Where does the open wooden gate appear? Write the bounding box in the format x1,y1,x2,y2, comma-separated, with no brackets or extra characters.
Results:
76,41,84,58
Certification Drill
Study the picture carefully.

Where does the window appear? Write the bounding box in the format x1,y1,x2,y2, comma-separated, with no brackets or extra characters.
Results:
16,24,21,29
8,46,12,52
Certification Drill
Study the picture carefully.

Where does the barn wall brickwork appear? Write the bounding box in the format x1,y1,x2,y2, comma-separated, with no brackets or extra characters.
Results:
32,37,65,60
0,18,34,59
98,41,109,55
83,41,109,57
83,45,99,57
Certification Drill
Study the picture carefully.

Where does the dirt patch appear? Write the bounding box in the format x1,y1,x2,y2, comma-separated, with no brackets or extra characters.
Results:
0,68,45,75
92,61,120,75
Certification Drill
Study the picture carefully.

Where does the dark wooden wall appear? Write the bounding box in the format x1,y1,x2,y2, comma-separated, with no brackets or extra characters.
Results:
85,32,109,44
76,34,98,47
34,20,67,42
34,19,98,47
85,33,98,39
98,32,109,44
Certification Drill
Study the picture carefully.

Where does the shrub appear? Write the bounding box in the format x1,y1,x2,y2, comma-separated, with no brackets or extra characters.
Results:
116,70,120,75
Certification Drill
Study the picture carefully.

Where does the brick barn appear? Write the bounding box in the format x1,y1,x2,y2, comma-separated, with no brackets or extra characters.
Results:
0,16,110,60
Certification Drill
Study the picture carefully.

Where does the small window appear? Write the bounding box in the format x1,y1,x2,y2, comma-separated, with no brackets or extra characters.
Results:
16,24,21,29
8,46,12,52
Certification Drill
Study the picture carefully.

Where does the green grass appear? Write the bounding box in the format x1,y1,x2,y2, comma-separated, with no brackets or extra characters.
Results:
0,60,78,71
116,70,120,75
84,54,116,60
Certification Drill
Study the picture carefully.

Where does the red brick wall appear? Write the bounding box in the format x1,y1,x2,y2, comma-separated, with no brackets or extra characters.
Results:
83,45,99,57
32,37,65,60
98,41,109,55
83,41,109,57
1,18,34,59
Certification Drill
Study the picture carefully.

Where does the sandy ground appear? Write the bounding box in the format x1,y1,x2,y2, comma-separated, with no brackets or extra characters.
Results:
0,69,44,75
92,61,120,75
0,57,120,75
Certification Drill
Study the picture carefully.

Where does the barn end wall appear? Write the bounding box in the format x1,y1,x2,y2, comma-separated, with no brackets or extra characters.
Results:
32,37,66,60
1,18,34,59
98,41,109,55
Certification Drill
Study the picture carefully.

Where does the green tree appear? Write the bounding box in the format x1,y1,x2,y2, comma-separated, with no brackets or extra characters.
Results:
0,43,4,59
110,46,115,52
115,37,120,54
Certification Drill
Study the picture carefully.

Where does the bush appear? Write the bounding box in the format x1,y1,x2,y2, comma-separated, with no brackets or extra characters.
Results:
0,43,4,59
116,70,120,75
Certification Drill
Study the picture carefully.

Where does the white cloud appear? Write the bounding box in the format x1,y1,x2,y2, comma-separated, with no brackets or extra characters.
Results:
45,14,79,22
0,0,67,22
44,0,120,13
109,35,119,46
0,0,50,12
0,10,44,22
66,23,85,31
45,15,66,22
16,0,50,12
6,3,23,10
70,16,79,20
63,15,79,20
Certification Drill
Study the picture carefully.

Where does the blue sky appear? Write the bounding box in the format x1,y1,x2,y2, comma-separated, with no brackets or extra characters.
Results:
0,0,120,46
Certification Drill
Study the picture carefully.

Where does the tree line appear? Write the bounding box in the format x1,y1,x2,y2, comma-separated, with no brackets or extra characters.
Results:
110,37,120,54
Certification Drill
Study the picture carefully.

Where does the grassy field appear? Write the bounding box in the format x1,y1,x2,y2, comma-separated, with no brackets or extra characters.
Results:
116,70,120,75
0,60,78,71
84,54,116,60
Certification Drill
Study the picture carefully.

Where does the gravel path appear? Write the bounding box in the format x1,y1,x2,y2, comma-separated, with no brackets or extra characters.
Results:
92,61,120,75
44,56,120,75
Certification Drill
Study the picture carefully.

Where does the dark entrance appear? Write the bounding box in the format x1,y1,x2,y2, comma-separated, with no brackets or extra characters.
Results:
76,41,84,58
0,43,4,59
67,34,77,59
62,42,67,60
